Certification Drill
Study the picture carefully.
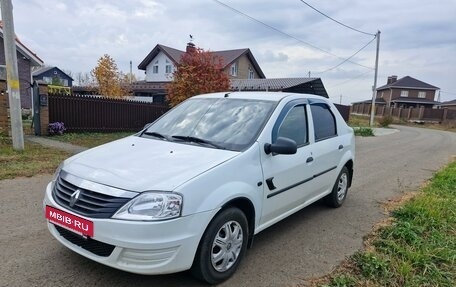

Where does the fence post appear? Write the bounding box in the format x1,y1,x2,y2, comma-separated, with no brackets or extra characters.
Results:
442,108,448,122
0,80,9,135
39,84,49,136
398,108,402,119
407,107,412,120
418,106,425,120
389,107,394,116
381,106,385,116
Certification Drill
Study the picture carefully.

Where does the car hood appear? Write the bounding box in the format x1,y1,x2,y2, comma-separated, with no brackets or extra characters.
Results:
63,136,239,192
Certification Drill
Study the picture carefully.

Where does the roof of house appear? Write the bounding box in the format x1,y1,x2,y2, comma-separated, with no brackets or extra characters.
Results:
32,66,74,80
352,98,386,104
138,44,265,78
0,21,43,67
230,78,328,98
438,99,456,106
391,97,440,105
377,76,439,91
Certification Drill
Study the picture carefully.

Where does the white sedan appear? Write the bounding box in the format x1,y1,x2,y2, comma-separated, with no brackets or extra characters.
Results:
43,92,355,284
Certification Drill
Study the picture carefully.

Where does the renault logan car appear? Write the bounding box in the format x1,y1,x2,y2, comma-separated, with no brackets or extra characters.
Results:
44,92,355,284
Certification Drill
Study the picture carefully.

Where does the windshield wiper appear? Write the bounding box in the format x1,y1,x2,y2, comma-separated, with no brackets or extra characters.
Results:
171,135,225,150
142,131,169,140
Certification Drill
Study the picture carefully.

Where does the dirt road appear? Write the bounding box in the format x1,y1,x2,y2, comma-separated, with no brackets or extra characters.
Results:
1,126,455,287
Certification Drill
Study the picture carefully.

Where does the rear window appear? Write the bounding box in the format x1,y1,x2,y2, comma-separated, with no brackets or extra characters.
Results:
310,104,337,141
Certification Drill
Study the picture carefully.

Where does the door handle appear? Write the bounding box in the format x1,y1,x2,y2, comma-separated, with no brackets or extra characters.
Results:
306,157,314,163
338,145,344,150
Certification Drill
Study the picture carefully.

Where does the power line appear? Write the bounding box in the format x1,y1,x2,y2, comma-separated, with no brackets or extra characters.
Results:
440,90,456,96
329,70,373,88
314,35,376,74
212,0,373,70
298,0,375,36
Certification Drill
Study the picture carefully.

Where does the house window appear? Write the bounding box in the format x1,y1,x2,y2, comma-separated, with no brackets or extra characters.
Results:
248,67,254,79
418,91,426,98
400,90,409,97
153,60,159,74
230,62,238,76
43,76,52,84
165,59,172,74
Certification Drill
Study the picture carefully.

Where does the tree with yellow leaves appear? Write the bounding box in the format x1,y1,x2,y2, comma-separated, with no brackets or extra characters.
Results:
166,47,230,106
91,54,126,98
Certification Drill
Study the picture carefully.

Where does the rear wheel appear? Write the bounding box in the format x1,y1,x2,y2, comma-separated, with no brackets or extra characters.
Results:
325,166,349,208
191,207,248,284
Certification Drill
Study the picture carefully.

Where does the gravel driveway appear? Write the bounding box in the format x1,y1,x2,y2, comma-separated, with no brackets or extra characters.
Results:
1,125,455,287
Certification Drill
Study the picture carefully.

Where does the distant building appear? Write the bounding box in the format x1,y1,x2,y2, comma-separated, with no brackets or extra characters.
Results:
33,66,73,87
438,99,456,110
0,21,43,109
133,43,266,103
353,75,440,109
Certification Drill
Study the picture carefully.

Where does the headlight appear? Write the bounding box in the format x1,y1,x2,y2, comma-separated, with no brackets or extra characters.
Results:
112,192,183,221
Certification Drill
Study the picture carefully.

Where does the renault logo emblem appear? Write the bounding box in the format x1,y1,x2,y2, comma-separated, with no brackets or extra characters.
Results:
69,189,81,207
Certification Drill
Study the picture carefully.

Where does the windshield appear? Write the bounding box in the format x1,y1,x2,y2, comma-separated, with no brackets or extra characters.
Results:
141,98,276,151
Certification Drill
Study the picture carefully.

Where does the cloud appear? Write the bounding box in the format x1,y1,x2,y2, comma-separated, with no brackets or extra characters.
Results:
7,0,456,103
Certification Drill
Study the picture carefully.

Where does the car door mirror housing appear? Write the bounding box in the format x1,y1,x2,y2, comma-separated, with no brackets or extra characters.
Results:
264,137,297,155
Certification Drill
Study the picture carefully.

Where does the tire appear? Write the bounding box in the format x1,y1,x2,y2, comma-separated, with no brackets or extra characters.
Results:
325,166,349,208
191,207,249,284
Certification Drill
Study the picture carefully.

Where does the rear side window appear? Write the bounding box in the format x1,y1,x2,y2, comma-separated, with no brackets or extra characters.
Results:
310,104,337,141
277,105,308,146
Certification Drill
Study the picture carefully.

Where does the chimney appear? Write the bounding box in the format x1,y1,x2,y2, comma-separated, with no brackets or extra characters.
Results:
387,75,398,85
186,42,196,53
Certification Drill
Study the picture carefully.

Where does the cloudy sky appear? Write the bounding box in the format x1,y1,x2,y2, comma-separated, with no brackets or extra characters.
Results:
8,0,456,104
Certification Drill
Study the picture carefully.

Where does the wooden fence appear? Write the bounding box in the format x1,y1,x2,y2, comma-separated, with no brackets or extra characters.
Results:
351,103,456,123
49,94,169,132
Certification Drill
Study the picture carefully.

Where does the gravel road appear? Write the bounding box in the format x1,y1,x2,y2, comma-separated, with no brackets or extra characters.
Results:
1,125,455,287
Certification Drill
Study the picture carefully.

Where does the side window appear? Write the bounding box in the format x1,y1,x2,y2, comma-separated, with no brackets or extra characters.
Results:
310,104,337,141
277,105,308,146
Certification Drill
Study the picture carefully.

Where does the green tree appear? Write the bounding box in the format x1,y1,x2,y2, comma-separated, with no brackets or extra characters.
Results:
166,47,230,106
91,54,125,98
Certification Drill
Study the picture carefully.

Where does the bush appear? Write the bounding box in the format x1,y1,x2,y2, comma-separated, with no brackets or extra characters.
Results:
354,127,374,136
379,116,393,127
48,122,66,136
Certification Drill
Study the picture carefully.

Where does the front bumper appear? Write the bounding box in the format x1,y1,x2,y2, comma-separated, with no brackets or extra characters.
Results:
44,182,218,275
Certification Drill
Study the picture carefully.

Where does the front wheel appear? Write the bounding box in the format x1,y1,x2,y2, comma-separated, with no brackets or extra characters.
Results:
325,166,349,208
191,207,248,284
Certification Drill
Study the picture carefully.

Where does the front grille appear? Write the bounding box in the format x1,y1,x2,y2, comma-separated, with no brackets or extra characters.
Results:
54,225,115,257
52,176,131,218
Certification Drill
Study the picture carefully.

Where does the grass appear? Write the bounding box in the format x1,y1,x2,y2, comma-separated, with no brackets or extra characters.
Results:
49,132,133,148
350,115,375,137
0,136,71,180
354,127,374,137
314,161,456,287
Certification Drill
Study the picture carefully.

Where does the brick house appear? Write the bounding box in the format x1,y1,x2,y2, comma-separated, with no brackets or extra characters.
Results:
0,22,43,109
133,43,265,103
375,75,440,108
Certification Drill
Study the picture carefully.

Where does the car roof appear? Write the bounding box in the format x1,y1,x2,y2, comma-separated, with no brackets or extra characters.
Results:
193,91,328,102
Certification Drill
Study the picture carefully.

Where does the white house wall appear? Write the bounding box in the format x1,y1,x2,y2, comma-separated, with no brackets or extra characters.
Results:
145,51,175,82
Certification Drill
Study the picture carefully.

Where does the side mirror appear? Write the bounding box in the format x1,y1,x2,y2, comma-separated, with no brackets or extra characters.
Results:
264,137,297,155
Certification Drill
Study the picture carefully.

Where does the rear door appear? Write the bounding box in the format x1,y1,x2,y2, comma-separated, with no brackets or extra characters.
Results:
308,101,343,196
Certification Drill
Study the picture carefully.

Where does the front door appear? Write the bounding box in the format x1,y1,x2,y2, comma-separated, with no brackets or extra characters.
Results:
259,102,316,226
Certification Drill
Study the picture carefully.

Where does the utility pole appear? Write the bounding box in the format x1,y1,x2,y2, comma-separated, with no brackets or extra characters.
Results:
308,71,311,78
129,60,132,84
369,30,381,127
1,0,24,150
340,94,342,105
